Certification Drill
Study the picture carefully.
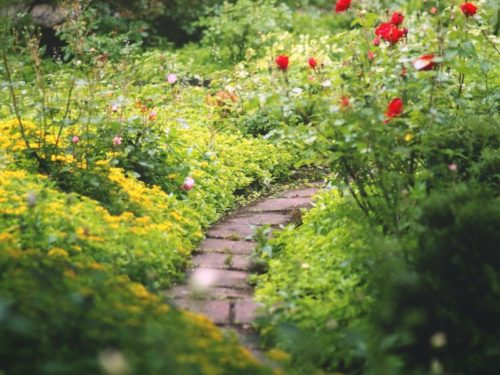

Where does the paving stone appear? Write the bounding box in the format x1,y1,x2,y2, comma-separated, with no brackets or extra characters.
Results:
198,239,256,254
168,285,251,300
207,287,251,300
192,253,251,271
274,187,320,198
234,301,262,324
229,255,253,270
207,223,255,240
189,268,250,289
165,187,318,357
243,197,313,213
174,300,230,324
227,212,292,226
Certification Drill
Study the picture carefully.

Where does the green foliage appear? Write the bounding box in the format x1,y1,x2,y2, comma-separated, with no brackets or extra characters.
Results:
1,0,500,373
255,190,383,373
0,251,271,375
365,185,500,375
423,115,500,188
199,0,292,63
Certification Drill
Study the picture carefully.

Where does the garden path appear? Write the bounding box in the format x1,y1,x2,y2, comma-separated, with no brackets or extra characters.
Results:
165,186,319,357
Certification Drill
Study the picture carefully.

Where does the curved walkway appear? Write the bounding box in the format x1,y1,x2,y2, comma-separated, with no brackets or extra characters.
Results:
166,187,319,352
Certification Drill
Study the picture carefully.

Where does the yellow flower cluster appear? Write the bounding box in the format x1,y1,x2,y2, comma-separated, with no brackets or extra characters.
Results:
48,248,69,257
0,119,63,152
107,167,173,216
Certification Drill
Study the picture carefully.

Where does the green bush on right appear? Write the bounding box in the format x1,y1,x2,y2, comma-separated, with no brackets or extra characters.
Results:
366,184,500,375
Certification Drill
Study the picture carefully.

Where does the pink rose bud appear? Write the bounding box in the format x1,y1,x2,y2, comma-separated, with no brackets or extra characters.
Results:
448,163,458,172
72,135,80,144
181,176,195,191
113,136,122,146
167,73,177,84
111,104,119,113
148,111,157,121
373,37,381,46
430,7,438,14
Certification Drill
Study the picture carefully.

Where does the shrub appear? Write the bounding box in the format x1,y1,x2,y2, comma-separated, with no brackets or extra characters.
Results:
255,190,384,373
423,115,500,188
198,0,292,63
0,250,271,375
366,185,500,375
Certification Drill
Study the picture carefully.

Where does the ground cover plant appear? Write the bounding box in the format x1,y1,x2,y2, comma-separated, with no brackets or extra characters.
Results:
1,0,499,374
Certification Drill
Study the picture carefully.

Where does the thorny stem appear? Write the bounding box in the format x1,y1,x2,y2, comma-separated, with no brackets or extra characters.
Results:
480,30,500,55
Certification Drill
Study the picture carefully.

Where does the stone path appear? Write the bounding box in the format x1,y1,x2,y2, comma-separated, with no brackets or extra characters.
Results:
165,186,319,354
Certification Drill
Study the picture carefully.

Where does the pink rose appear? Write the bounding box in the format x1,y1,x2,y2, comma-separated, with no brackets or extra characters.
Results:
167,73,177,84
181,176,195,191
113,136,122,146
72,135,80,144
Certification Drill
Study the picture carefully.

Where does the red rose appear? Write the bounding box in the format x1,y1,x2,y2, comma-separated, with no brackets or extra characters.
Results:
335,0,351,13
375,22,391,38
386,98,404,119
340,96,350,107
413,54,437,71
375,22,404,44
308,57,318,69
460,2,478,17
390,12,405,26
275,55,289,71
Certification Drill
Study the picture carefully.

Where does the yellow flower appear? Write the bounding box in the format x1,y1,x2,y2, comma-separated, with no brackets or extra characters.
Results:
48,248,69,257
266,348,291,363
0,232,14,243
89,262,106,271
404,133,414,142
129,283,152,299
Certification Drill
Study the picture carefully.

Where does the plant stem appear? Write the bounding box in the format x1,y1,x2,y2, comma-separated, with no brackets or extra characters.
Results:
1,44,31,152
480,30,500,56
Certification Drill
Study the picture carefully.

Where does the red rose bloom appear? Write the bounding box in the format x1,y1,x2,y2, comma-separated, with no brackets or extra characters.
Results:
460,2,478,17
340,96,350,107
413,54,437,71
308,57,318,69
335,0,351,13
391,12,405,26
386,98,404,118
375,22,391,37
275,55,289,71
375,22,404,44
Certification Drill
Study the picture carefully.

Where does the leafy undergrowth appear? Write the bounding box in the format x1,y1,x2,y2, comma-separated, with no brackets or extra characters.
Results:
0,30,293,372
0,246,272,374
254,190,384,374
